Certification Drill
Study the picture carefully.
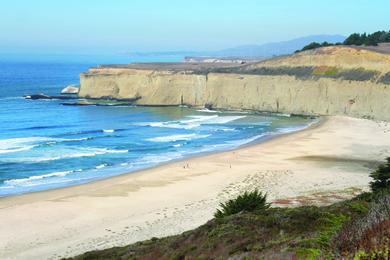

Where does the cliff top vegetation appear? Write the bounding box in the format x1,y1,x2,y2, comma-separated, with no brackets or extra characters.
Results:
296,30,390,53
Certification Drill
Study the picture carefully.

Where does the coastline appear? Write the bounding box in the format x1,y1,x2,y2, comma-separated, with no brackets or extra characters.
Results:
0,113,318,199
1,116,389,259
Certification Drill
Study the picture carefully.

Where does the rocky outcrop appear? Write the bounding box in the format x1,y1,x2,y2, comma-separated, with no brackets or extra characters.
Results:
61,85,79,94
79,46,390,121
24,94,76,100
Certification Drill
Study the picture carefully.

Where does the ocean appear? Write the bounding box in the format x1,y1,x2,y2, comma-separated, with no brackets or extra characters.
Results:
0,54,315,197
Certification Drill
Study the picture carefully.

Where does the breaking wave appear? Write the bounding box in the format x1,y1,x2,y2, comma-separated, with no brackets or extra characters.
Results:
147,134,210,142
0,147,128,163
0,136,95,154
4,170,76,185
137,115,246,130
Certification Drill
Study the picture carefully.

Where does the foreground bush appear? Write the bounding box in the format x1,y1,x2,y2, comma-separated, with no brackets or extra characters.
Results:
370,157,390,192
334,195,390,257
214,189,270,218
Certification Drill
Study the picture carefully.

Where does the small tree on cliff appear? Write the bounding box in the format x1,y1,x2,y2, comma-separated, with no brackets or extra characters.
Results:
369,157,390,192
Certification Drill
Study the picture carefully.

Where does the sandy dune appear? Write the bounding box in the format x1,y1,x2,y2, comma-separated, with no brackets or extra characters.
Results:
0,116,389,259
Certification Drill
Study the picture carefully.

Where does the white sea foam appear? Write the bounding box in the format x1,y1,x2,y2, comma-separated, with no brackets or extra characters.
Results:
0,137,53,148
0,136,94,154
219,128,237,132
224,110,250,114
0,145,37,154
275,113,292,117
226,133,268,146
181,115,218,123
138,115,245,130
4,170,74,185
95,163,107,169
147,134,210,143
276,119,318,134
103,129,115,133
60,137,92,142
200,115,245,124
0,147,128,163
196,108,251,114
176,115,245,126
0,137,54,154
45,137,92,146
136,152,184,165
184,133,269,155
196,108,221,113
148,121,200,130
102,148,129,153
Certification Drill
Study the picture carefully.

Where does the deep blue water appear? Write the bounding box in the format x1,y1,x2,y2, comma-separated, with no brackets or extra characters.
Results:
0,54,315,197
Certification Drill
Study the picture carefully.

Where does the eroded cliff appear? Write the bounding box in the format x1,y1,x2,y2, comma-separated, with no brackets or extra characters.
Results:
79,46,390,121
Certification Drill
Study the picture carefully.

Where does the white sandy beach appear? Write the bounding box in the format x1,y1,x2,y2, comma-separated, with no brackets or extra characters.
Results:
0,116,390,259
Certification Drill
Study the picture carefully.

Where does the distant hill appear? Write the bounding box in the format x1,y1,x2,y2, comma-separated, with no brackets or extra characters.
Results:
210,35,346,58
126,35,346,59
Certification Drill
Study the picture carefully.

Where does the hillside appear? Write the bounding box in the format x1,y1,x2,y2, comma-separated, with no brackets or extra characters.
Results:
254,46,390,73
209,35,346,57
88,46,390,84
89,46,390,84
203,46,390,90
354,43,390,55
68,165,390,259
126,35,346,59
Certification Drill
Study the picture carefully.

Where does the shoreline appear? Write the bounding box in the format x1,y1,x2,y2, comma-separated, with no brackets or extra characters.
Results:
0,115,320,200
1,116,389,259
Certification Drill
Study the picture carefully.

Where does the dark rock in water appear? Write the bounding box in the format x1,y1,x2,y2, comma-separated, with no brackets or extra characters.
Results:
62,102,92,106
24,94,77,100
95,103,134,107
62,100,134,106
61,96,141,106
24,94,52,100
205,103,213,110
26,93,140,106
85,96,142,103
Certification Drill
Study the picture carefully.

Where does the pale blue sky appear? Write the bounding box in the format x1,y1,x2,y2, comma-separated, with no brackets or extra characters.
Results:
0,0,389,54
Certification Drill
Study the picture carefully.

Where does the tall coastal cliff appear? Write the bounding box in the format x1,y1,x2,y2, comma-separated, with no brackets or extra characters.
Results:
79,47,390,121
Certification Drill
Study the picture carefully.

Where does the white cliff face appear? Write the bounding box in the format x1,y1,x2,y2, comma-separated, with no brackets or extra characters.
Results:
79,69,390,121
78,47,390,121
79,69,207,105
205,73,390,120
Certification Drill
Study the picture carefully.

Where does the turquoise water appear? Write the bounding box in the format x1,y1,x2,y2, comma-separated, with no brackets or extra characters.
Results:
0,54,315,197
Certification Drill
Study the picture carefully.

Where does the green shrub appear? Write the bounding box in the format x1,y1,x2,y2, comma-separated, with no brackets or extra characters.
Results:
295,41,335,53
369,157,390,192
349,201,369,214
312,66,338,76
214,189,270,218
296,247,321,260
317,213,349,247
